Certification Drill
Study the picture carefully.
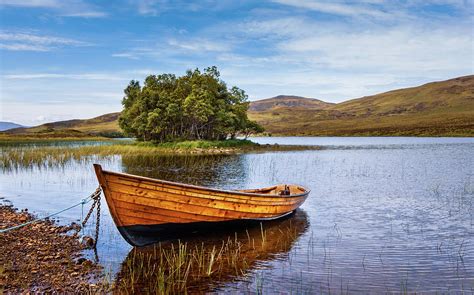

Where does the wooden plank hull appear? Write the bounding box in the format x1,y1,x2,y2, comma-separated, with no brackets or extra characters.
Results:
93,164,310,246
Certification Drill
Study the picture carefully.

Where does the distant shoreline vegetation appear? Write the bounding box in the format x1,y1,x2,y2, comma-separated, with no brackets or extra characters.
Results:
0,139,321,171
119,66,264,143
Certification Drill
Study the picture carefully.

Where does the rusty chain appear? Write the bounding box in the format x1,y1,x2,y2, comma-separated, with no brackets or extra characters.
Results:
81,186,102,247
94,194,101,247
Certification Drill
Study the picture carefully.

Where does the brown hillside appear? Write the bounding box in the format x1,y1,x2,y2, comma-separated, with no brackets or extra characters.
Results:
248,75,474,136
331,75,473,115
5,112,121,137
249,95,334,112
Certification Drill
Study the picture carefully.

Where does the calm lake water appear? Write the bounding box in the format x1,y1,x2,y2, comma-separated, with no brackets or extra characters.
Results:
1,137,473,293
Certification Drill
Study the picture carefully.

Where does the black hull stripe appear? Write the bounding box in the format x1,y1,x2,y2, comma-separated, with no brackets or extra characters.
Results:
117,211,296,247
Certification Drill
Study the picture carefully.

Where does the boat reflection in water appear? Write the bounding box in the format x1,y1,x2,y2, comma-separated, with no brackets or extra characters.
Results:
115,209,309,293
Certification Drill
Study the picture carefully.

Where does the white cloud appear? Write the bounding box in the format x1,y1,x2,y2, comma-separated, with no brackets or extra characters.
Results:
111,37,233,62
135,0,164,16
0,32,85,45
0,31,89,51
0,43,49,51
237,17,312,39
271,0,392,19
0,0,107,18
60,11,107,18
112,53,140,60
132,0,237,16
0,0,61,8
269,0,472,20
277,26,473,73
167,38,231,53
3,72,127,81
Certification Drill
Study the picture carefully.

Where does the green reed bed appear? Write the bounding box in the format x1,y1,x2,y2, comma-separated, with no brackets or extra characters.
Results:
0,140,320,171
0,144,130,170
0,142,234,170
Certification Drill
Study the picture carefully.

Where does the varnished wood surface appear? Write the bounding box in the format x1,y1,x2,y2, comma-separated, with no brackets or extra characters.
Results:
94,164,309,227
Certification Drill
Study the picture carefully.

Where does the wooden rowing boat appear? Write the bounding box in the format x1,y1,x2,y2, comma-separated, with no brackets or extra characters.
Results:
93,164,310,246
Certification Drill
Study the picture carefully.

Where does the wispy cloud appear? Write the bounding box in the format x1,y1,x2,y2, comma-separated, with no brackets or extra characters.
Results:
135,0,165,16
0,32,85,45
0,31,89,51
3,72,127,80
0,43,50,51
167,38,231,53
60,11,107,18
112,52,140,60
271,0,392,19
276,26,473,73
236,17,312,39
111,36,232,61
132,0,241,16
0,0,61,8
0,0,107,18
269,0,472,20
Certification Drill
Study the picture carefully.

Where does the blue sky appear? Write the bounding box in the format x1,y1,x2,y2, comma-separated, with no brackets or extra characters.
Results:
0,0,472,126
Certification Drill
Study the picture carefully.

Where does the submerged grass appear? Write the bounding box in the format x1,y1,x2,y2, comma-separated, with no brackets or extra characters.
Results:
115,213,307,294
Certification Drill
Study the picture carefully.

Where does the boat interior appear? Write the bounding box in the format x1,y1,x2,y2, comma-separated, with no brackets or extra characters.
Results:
238,184,307,196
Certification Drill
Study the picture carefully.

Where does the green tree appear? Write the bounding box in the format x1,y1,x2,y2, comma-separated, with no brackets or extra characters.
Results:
119,67,264,142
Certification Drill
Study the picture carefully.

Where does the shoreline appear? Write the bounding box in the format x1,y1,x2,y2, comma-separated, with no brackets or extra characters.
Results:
0,205,107,293
1,134,473,142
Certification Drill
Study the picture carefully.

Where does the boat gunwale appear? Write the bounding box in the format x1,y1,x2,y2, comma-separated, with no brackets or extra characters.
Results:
100,168,310,198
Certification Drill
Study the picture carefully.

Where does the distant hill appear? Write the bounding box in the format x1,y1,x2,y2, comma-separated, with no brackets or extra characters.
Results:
3,76,473,138
4,112,122,137
0,121,25,131
248,95,334,112
248,75,474,136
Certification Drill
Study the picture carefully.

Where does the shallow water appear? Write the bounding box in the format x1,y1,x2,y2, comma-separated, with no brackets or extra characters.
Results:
1,137,473,293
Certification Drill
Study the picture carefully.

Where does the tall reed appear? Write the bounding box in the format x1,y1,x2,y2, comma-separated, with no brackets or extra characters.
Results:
114,212,307,294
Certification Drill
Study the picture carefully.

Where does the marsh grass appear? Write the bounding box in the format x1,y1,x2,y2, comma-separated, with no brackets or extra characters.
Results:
115,214,307,294
0,140,320,171
0,142,206,171
139,139,256,149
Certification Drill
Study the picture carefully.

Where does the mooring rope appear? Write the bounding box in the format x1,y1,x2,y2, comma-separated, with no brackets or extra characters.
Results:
0,187,101,234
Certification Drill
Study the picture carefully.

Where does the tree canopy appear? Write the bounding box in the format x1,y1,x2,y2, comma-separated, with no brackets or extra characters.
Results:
119,66,264,142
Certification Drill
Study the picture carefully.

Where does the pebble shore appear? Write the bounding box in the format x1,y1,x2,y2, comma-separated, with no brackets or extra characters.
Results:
0,205,108,293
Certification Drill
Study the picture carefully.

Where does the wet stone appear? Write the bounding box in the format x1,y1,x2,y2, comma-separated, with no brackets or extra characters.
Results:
81,236,95,249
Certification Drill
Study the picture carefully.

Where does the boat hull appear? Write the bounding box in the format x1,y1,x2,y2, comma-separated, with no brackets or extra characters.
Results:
93,164,310,246
117,211,296,246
